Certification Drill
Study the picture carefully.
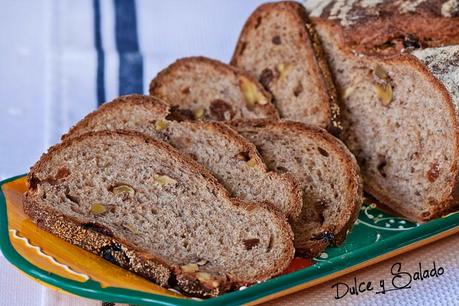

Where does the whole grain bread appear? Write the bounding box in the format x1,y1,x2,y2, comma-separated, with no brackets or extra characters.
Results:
24,131,294,297
231,1,340,132
149,56,279,121
231,120,362,257
308,14,459,222
304,0,459,55
64,95,302,219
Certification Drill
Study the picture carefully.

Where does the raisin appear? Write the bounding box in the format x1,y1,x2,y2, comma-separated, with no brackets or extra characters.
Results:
259,68,274,88
311,231,334,243
272,35,281,45
243,238,260,250
427,162,440,182
317,147,329,157
166,106,194,122
293,82,303,97
209,99,234,121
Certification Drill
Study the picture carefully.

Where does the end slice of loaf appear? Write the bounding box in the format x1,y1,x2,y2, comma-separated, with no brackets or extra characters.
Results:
231,120,362,257
231,1,340,131
64,95,302,219
311,18,459,222
24,131,294,297
149,56,279,121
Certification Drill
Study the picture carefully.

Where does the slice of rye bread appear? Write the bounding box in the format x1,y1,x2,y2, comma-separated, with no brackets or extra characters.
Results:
149,56,279,121
230,120,362,258
24,131,294,297
307,16,459,222
63,95,302,219
303,0,459,56
231,1,340,132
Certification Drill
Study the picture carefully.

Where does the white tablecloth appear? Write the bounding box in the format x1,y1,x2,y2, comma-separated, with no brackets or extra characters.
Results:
0,1,458,305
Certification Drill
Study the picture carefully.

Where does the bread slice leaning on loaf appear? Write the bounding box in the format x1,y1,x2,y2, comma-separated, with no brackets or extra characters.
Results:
64,95,302,219
24,131,294,297
231,1,340,131
149,56,279,121
231,120,362,258
307,12,459,222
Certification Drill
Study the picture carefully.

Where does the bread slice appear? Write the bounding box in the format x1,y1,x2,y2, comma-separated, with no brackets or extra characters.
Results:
64,95,302,219
149,56,279,121
24,131,294,297
231,1,340,132
303,0,459,55
231,120,362,257
308,17,459,222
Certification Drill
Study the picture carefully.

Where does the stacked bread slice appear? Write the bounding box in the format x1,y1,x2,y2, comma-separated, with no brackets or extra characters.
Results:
231,1,340,132
25,131,294,297
303,0,459,222
64,94,302,220
231,120,362,257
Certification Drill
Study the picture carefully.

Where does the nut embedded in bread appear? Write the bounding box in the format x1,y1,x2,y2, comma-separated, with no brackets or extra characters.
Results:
149,56,279,121
24,131,295,297
231,1,340,131
231,120,362,257
64,94,302,220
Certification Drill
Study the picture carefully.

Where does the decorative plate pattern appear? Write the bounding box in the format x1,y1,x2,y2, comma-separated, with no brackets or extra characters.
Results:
1,175,458,306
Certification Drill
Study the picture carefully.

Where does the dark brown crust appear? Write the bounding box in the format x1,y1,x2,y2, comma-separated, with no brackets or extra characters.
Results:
62,94,169,141
230,1,341,133
149,56,279,120
62,95,302,220
25,131,295,297
312,19,459,223
230,119,363,257
308,0,459,55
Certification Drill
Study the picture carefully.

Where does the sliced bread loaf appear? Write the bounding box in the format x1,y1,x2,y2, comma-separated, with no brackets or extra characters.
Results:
24,131,294,297
308,16,459,222
149,56,279,121
64,95,302,219
231,120,362,257
303,0,459,55
231,1,340,131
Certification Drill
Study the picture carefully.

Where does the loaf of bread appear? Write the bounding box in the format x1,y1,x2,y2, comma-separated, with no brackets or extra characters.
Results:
64,95,302,219
24,131,294,297
231,120,362,257
304,1,459,222
303,0,459,55
149,56,279,121
231,1,340,132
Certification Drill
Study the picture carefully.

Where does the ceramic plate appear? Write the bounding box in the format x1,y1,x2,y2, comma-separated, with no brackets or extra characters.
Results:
1,175,458,305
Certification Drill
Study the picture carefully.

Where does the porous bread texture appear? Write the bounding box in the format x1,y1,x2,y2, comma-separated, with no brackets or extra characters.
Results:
303,0,459,55
231,120,362,257
64,95,302,219
312,19,459,222
231,1,340,131
24,131,294,297
149,57,279,121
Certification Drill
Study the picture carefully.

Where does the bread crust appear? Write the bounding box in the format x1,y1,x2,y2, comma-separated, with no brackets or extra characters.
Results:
149,56,279,120
231,1,341,133
25,131,295,296
305,0,459,55
312,18,459,223
230,119,363,257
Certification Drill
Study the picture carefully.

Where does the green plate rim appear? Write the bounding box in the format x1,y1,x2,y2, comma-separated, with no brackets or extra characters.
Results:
1,174,458,306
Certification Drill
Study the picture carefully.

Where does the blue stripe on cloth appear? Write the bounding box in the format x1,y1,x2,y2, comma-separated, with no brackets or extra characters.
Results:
113,0,144,96
93,0,106,105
